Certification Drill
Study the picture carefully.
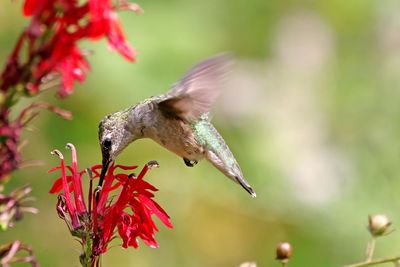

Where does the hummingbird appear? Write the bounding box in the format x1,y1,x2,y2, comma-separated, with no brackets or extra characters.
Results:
97,54,256,197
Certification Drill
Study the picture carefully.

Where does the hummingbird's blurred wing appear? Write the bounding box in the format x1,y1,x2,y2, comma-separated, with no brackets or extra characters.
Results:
159,53,232,122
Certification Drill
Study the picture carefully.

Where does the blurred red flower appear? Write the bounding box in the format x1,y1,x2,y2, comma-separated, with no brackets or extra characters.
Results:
1,0,141,96
49,144,172,265
0,0,141,181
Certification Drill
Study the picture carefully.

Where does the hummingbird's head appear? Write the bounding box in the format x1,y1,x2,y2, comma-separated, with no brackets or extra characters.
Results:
98,111,132,186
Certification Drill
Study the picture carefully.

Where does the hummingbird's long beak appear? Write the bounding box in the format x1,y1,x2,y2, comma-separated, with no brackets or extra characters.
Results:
96,156,111,204
98,159,110,187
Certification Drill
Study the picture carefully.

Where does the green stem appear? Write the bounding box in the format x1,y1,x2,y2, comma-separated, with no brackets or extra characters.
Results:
365,236,376,262
343,255,400,267
282,261,287,267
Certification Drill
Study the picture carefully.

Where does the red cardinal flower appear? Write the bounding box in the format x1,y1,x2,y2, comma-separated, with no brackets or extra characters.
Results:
0,0,141,181
1,0,141,96
49,144,172,266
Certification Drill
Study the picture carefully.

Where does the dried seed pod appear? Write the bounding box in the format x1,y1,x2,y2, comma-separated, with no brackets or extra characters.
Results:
276,242,293,263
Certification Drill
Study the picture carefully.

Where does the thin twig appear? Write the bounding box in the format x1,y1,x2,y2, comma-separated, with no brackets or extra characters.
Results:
344,255,400,267
365,236,376,262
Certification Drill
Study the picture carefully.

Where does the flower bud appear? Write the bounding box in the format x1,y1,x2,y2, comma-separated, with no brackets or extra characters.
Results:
276,242,293,262
368,214,392,236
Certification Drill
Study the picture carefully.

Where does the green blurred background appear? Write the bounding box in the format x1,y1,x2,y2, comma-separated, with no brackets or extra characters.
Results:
2,0,400,266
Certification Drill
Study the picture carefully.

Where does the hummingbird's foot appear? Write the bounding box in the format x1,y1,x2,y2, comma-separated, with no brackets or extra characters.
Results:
183,158,198,167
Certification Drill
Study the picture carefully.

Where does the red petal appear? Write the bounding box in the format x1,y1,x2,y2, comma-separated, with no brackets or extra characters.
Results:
61,58,75,94
107,14,136,62
91,164,103,170
88,0,110,38
49,175,73,194
48,165,62,173
63,4,89,24
138,180,158,192
90,165,102,177
23,0,38,16
141,236,158,248
103,181,122,193
138,195,173,228
71,46,90,73
49,178,63,194
114,173,129,181
114,165,138,170
119,2,143,14
73,68,85,82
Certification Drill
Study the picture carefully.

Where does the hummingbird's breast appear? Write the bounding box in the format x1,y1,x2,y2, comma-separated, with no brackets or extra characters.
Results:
143,103,205,161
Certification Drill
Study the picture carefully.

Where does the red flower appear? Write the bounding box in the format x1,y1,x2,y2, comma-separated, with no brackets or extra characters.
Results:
0,0,141,181
1,0,141,96
49,144,172,265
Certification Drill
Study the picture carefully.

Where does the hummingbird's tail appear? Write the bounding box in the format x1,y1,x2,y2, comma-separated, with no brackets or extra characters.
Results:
194,120,256,197
205,147,256,198
236,176,256,197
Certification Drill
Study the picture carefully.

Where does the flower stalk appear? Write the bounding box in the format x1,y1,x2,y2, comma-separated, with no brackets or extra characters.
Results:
365,236,376,262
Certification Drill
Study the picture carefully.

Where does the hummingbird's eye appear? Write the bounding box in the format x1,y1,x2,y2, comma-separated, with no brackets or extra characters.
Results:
103,138,112,149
